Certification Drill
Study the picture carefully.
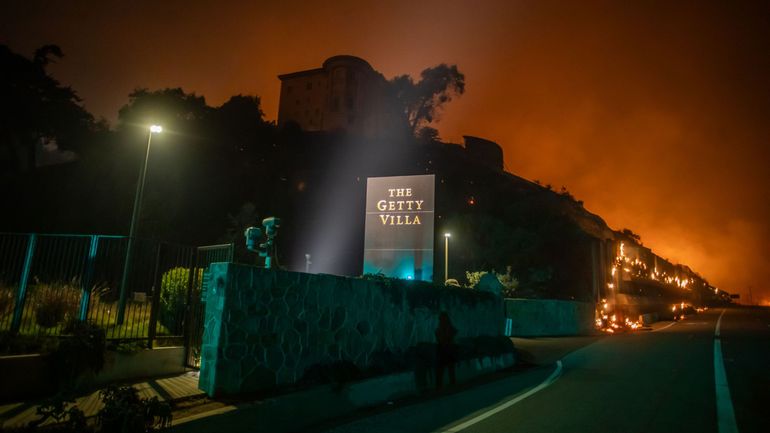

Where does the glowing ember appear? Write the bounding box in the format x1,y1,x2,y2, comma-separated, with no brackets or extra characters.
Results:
595,306,644,334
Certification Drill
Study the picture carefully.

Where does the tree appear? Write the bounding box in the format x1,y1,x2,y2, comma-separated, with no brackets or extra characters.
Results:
214,95,274,155
32,44,64,67
0,44,97,173
117,87,212,140
222,201,261,262
416,126,440,144
389,64,465,136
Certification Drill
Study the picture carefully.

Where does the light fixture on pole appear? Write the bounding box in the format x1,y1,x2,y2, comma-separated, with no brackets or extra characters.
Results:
444,233,451,283
117,124,162,324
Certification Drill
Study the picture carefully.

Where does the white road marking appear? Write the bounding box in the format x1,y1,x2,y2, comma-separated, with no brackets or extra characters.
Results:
715,309,725,337
441,360,563,432
652,321,677,332
714,309,739,433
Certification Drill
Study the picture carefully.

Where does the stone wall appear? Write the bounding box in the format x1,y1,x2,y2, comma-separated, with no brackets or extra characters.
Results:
504,298,595,336
199,263,504,396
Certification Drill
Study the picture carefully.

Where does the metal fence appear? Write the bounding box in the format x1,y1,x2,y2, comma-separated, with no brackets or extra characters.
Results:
0,233,233,351
184,244,235,368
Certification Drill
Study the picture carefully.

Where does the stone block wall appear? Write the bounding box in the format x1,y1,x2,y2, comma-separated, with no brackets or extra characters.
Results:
199,263,503,396
504,298,595,336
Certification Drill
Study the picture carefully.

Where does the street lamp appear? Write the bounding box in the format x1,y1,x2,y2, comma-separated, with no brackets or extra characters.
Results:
444,233,451,283
117,125,162,324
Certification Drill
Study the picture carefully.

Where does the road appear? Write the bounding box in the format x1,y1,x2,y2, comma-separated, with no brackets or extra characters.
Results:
314,307,769,433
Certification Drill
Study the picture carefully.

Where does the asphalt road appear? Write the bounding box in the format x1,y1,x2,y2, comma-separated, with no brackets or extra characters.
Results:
316,307,770,433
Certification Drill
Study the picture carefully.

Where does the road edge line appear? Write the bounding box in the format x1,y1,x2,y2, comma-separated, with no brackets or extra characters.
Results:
715,308,724,337
652,321,677,332
442,360,563,432
714,308,738,433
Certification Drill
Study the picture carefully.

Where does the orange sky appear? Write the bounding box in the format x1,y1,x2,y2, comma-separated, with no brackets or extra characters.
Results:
2,0,768,301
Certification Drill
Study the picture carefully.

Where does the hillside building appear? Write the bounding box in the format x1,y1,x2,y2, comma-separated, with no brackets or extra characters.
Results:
277,55,403,137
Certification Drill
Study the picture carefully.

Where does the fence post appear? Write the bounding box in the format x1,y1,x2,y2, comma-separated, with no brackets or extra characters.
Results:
182,247,198,366
116,236,134,325
147,242,164,349
11,233,37,333
79,235,100,321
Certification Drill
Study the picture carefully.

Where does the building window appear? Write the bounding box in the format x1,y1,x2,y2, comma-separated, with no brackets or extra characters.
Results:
296,99,300,105
332,96,339,112
346,96,354,110
306,82,312,90
287,86,293,94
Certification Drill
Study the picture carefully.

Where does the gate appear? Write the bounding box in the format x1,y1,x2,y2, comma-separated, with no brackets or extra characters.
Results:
184,243,234,369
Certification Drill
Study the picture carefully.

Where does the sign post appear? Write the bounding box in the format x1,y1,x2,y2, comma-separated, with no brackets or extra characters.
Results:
363,175,435,281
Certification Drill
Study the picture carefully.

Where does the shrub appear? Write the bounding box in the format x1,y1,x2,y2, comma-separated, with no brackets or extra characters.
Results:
34,284,80,329
465,266,519,298
0,284,15,318
159,267,201,334
97,385,172,433
18,385,171,433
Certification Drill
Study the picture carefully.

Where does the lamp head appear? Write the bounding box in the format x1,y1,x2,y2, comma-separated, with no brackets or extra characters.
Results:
444,233,451,238
150,125,163,133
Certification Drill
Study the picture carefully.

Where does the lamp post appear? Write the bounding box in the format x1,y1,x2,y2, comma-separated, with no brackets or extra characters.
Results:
117,125,162,324
444,233,451,283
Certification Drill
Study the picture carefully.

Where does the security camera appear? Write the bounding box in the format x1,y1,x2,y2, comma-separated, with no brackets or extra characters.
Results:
244,217,282,269
262,217,281,237
244,226,262,252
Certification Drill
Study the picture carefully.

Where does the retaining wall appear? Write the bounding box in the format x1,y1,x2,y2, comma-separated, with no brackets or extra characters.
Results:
504,298,595,336
199,263,505,397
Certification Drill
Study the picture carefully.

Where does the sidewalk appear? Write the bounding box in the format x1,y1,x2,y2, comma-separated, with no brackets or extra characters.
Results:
0,371,205,429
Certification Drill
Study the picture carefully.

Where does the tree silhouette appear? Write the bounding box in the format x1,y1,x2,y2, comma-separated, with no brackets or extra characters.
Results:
32,45,64,67
0,44,96,173
389,64,465,136
214,95,274,155
116,87,216,153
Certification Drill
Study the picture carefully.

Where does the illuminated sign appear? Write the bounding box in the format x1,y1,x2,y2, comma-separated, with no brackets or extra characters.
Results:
363,175,435,281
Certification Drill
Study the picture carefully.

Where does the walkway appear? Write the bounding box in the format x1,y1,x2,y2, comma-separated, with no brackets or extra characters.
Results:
0,371,204,429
